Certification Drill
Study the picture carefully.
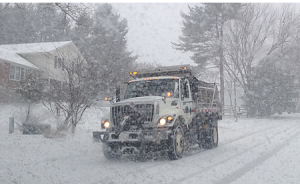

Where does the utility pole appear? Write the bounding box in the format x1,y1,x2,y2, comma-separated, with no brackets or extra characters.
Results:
234,80,238,122
220,55,225,110
219,25,225,113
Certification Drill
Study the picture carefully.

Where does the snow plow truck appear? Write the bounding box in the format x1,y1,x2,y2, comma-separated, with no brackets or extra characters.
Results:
93,64,222,160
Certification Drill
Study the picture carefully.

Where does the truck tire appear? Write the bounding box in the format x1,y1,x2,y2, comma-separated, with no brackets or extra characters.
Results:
102,142,121,160
204,126,218,149
168,126,184,160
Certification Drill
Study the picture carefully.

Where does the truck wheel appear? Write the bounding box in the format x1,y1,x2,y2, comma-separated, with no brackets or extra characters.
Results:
102,143,121,160
204,126,218,149
168,126,184,160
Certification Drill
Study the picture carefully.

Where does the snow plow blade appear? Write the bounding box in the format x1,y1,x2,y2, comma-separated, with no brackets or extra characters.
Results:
93,131,106,142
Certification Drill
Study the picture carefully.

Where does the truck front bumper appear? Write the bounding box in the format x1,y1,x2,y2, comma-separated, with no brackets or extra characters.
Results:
93,129,172,143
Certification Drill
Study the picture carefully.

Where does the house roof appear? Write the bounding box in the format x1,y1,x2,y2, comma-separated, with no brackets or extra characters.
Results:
0,41,72,69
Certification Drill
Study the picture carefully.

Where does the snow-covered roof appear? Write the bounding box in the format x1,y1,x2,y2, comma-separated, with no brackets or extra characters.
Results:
0,41,72,69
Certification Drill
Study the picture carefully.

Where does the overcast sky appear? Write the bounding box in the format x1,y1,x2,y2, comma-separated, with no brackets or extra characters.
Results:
112,3,197,67
112,2,297,67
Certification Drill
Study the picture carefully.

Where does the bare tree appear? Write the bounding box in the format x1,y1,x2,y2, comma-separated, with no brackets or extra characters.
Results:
42,51,98,133
53,3,93,26
173,3,243,109
223,3,300,97
0,3,9,12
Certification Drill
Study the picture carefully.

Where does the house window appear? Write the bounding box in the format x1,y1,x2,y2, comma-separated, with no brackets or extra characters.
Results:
15,67,20,80
9,65,15,80
9,65,29,81
58,58,62,69
21,68,25,80
54,56,57,69
62,58,65,70
54,56,64,70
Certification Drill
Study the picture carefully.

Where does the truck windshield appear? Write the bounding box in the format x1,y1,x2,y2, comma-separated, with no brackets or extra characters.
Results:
124,79,179,99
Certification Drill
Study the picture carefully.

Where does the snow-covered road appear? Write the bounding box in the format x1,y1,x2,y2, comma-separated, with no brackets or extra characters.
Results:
1,104,300,183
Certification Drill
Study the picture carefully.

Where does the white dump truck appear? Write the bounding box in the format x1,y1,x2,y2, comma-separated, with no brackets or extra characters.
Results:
93,64,222,160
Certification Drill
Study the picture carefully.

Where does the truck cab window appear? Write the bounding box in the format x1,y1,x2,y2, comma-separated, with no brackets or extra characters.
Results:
124,79,179,99
181,79,190,99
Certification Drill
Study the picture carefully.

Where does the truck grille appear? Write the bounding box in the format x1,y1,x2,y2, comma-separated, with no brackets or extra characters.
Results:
112,104,154,128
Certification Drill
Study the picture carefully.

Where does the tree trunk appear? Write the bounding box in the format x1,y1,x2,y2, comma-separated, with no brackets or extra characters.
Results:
25,103,31,123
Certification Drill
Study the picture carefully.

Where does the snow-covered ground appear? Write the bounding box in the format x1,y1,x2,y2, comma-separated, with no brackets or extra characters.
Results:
1,103,300,184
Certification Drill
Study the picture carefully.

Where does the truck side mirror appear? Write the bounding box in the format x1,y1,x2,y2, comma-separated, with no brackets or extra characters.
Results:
193,93,198,101
161,93,167,103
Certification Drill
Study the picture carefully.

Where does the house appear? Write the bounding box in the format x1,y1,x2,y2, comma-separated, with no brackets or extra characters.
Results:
0,41,87,101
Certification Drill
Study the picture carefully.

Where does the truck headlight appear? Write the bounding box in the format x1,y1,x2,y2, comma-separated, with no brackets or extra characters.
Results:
159,118,167,125
104,121,110,128
102,120,110,129
158,115,175,126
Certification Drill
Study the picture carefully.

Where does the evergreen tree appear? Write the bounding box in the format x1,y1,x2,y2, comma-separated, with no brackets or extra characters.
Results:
0,4,36,44
247,63,296,117
33,3,71,42
72,3,137,95
70,8,94,62
0,3,71,44
16,73,43,122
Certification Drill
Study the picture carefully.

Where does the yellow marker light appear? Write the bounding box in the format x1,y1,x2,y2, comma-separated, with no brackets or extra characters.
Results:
129,81,132,83
101,120,105,124
167,92,171,97
104,121,110,128
184,67,187,69
130,72,137,75
173,77,177,79
105,97,108,101
144,78,147,81
159,118,167,125
167,116,173,121
155,77,159,80
149,78,153,80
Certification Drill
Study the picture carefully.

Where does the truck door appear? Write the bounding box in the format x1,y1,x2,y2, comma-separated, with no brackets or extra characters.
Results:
180,78,193,124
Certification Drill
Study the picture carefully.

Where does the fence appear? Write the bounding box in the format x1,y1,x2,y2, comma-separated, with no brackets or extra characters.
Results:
223,105,248,118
